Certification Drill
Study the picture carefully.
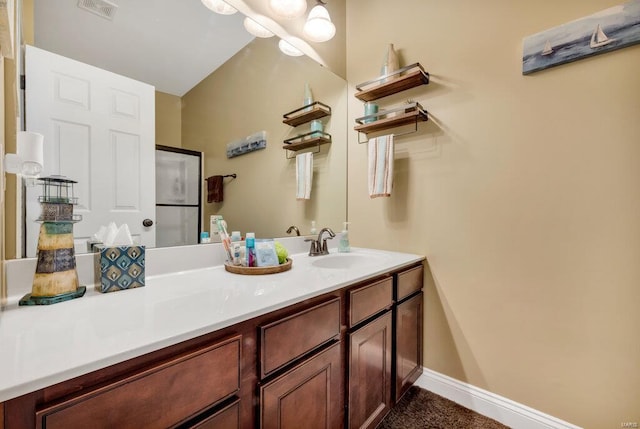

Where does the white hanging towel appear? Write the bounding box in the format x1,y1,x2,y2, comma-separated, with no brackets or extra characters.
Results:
368,135,394,198
296,152,313,200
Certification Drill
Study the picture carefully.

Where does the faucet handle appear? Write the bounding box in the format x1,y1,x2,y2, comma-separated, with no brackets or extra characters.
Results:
305,238,320,255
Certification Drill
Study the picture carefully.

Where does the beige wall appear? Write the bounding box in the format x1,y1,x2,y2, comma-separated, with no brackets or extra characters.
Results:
155,91,182,149
346,0,640,427
181,37,347,239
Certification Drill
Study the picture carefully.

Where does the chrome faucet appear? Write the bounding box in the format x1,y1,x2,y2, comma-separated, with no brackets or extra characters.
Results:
286,225,301,236
305,227,335,256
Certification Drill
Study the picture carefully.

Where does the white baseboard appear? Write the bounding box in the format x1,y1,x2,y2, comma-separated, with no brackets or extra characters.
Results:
415,367,582,429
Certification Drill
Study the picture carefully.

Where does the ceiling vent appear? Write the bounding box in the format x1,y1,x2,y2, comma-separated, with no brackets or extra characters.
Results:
77,0,118,20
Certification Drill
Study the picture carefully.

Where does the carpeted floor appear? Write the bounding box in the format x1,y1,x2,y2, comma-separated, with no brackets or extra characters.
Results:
378,387,511,429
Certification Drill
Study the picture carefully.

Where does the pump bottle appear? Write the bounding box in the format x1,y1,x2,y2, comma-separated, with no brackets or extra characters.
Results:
338,222,350,253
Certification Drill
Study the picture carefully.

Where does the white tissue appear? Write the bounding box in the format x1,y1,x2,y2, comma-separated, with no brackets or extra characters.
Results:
91,222,134,246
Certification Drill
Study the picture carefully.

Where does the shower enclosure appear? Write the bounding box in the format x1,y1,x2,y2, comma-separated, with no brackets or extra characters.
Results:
155,146,202,247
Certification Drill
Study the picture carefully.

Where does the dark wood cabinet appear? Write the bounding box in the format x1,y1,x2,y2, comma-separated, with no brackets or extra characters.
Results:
2,262,424,429
347,311,393,429
260,343,342,429
347,265,424,428
395,291,423,401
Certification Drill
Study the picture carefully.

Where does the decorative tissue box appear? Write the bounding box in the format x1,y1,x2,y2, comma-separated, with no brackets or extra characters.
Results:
94,245,145,293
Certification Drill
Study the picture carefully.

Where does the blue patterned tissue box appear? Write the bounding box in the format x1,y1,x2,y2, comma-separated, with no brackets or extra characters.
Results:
95,245,145,293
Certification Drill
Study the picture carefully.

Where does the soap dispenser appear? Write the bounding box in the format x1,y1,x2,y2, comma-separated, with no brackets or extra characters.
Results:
338,222,351,253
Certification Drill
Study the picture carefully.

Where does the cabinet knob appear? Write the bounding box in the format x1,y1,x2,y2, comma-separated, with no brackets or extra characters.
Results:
142,219,154,227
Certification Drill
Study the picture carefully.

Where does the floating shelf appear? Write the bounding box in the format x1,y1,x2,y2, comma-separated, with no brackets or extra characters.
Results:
283,101,332,127
354,102,428,135
283,131,332,151
355,63,430,102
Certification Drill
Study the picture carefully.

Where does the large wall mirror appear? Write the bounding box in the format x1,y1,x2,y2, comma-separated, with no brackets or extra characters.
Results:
6,0,347,258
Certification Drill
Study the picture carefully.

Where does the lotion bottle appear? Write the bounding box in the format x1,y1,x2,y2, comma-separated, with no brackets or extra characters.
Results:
338,222,350,253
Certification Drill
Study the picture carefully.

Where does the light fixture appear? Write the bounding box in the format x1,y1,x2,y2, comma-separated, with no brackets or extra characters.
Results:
4,131,44,178
269,0,307,20
243,17,275,38
201,0,237,15
303,1,336,43
279,39,304,56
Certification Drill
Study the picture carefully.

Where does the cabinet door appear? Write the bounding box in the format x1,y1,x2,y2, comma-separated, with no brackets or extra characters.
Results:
260,343,342,429
348,311,392,429
395,292,423,401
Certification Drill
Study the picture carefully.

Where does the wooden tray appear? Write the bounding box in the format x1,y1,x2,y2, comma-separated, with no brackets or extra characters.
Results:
224,258,292,275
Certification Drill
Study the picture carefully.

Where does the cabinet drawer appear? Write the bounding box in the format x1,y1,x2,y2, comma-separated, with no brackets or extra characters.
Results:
396,265,423,302
348,277,393,327
189,399,240,429
260,298,340,378
36,335,242,429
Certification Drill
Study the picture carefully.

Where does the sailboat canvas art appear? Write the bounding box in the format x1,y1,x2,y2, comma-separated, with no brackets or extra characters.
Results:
522,0,640,74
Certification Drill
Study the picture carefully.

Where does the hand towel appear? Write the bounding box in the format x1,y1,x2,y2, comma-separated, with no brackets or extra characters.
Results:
368,135,394,198
206,175,224,203
296,152,313,200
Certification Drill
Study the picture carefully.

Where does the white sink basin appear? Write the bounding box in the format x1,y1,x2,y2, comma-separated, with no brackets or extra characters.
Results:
310,254,368,269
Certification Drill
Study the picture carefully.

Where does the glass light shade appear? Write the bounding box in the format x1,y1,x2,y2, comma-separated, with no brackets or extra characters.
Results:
279,39,304,56
21,161,43,177
269,0,307,20
303,4,336,42
201,0,237,15
243,17,274,38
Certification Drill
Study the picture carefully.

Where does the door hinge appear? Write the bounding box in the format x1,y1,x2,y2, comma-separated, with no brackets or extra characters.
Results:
20,74,25,90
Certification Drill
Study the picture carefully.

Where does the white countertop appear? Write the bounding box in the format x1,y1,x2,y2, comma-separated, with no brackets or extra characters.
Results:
0,247,423,402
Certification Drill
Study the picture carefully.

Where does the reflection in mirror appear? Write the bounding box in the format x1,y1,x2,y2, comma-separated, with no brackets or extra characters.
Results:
5,0,347,258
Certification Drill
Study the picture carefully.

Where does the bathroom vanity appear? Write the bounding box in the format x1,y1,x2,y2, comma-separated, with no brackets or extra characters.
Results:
0,247,424,429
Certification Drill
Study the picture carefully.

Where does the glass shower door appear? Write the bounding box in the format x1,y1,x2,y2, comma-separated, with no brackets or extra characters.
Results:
155,146,202,247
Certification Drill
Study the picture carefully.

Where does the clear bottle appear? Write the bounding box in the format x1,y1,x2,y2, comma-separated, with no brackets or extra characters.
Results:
246,232,256,267
303,82,314,107
338,222,350,253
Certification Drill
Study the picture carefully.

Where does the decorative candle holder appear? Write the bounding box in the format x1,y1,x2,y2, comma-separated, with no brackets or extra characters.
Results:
19,175,86,306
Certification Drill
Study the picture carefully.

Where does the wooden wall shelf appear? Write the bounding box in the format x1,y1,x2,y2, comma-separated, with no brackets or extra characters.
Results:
354,103,428,135
282,102,331,127
283,132,332,152
355,63,429,102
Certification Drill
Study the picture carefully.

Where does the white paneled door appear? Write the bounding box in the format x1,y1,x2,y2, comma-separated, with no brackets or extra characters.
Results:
25,45,156,257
